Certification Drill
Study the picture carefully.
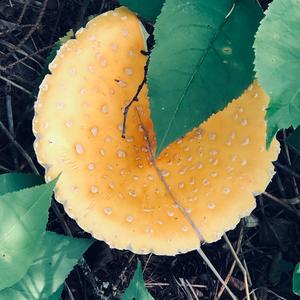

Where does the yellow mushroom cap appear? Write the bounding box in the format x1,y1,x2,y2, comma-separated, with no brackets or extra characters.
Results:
33,7,279,255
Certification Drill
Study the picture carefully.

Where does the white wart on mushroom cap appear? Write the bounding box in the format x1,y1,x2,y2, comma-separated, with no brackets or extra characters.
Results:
33,7,280,255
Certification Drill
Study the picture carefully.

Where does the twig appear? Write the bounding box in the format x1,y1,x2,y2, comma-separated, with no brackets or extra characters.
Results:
262,191,300,219
142,253,152,274
177,277,194,300
223,233,250,300
283,129,299,196
197,248,237,300
0,164,11,172
275,174,287,199
121,53,149,138
243,259,257,300
0,74,34,96
186,279,201,300
135,108,237,300
0,120,39,174
114,253,136,292
5,45,54,70
145,282,207,289
274,161,300,179
6,0,49,58
64,282,76,300
75,0,91,31
242,287,287,300
17,0,30,24
217,227,244,299
5,83,18,169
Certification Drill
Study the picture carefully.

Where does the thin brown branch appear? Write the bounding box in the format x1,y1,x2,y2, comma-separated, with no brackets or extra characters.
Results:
6,0,48,58
274,161,300,179
17,0,30,24
262,191,300,219
217,227,244,299
283,129,299,196
5,45,54,70
0,74,34,96
243,259,257,300
0,120,39,174
145,282,207,289
223,233,250,300
122,53,149,138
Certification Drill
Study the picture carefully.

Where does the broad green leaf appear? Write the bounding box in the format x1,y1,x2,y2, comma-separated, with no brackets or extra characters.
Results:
121,260,154,300
119,0,164,22
148,0,263,156
47,285,63,300
0,173,43,196
293,262,300,296
287,126,300,155
254,0,300,147
0,231,93,300
0,179,56,290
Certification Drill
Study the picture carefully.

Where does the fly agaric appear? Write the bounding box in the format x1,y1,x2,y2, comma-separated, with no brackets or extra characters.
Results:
33,7,279,255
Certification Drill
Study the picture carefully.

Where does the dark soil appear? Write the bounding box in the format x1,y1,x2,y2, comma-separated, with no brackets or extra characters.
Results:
0,0,299,299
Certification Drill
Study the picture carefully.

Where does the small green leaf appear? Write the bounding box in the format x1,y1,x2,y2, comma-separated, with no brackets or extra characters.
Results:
254,0,300,146
0,173,43,196
293,263,300,296
58,29,74,44
0,231,93,300
121,260,154,300
148,0,263,156
0,179,56,290
119,0,164,22
47,285,64,300
287,126,300,155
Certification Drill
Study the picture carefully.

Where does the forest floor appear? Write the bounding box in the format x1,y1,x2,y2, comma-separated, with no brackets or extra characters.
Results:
0,0,299,299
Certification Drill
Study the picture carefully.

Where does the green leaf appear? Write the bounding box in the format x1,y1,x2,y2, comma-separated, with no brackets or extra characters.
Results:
47,285,63,300
0,179,56,290
254,0,300,147
121,260,154,300
287,126,300,155
0,231,93,300
293,262,300,296
0,173,43,196
119,0,164,22
148,0,263,156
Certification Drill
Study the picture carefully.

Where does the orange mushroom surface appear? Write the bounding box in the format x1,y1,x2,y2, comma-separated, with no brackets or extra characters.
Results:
33,7,279,255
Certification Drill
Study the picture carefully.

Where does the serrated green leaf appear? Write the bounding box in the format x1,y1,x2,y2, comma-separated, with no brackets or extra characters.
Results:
293,262,300,296
287,126,300,155
0,173,43,196
0,179,56,290
47,285,63,300
148,0,263,156
254,0,300,147
0,231,93,300
121,260,154,300
119,0,164,22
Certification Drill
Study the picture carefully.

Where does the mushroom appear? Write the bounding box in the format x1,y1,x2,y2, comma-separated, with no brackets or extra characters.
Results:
33,7,280,255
